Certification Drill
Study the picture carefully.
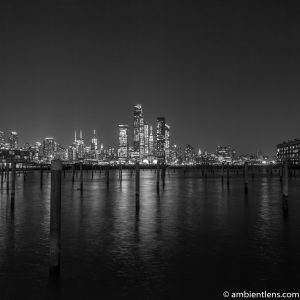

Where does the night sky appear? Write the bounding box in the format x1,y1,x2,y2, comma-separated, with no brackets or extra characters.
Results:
1,1,300,155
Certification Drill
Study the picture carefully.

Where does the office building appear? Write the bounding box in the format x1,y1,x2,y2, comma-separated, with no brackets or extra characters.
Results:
8,131,18,149
133,104,144,159
215,145,235,163
165,124,170,162
149,125,154,156
43,137,55,159
277,139,300,165
118,125,129,162
144,122,149,156
156,117,166,161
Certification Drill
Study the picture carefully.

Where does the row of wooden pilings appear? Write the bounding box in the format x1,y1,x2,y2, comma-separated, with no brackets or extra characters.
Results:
48,161,289,273
49,160,167,274
0,160,292,274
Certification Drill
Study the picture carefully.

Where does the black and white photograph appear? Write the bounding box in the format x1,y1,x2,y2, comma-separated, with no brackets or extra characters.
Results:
1,1,300,299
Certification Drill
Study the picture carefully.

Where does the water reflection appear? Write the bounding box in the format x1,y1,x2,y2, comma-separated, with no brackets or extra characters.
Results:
0,170,299,298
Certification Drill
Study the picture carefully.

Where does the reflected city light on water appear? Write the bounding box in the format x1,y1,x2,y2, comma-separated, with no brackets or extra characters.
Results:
0,170,300,299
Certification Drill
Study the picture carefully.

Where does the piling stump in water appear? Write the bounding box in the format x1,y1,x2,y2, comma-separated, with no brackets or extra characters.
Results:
221,163,224,184
11,161,16,209
6,163,10,192
161,164,166,189
50,160,62,274
226,163,230,187
282,162,288,213
80,162,83,194
72,164,75,184
282,162,288,198
119,164,122,182
244,162,248,194
156,163,160,192
106,165,110,187
40,164,43,188
135,162,140,209
1,164,3,189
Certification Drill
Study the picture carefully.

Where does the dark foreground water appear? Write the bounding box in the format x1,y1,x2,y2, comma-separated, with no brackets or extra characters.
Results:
1,169,300,299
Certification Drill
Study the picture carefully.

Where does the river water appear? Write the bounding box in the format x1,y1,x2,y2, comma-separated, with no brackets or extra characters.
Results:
0,169,300,299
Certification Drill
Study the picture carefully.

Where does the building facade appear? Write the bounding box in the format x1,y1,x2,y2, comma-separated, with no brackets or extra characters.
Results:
133,104,144,159
156,117,166,161
118,125,129,162
165,124,170,163
277,139,300,165
215,145,235,163
43,137,55,159
8,131,18,149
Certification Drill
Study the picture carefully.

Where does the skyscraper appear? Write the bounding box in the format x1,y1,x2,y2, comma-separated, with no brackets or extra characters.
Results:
156,117,166,161
91,129,98,151
8,131,18,149
43,137,55,159
133,104,144,159
144,122,149,156
215,145,234,163
0,131,5,148
184,144,195,164
118,125,129,162
165,124,170,163
75,130,85,159
149,125,154,156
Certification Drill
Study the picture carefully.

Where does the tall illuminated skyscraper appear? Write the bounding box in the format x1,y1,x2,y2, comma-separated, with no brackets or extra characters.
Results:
43,137,55,159
91,129,98,151
165,124,170,162
149,125,154,155
118,125,129,162
8,131,18,149
0,131,5,148
144,122,149,155
75,130,85,159
156,117,166,161
133,104,144,159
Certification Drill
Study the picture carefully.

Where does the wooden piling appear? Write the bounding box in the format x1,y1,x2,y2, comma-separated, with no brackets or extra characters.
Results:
23,164,26,181
50,160,62,274
135,162,140,209
106,165,110,187
226,162,230,187
6,163,10,192
1,164,3,189
279,164,283,182
244,162,248,194
40,164,43,188
11,161,16,209
161,163,166,189
156,162,160,192
80,162,83,193
282,162,288,198
221,163,224,184
119,164,122,182
72,164,75,184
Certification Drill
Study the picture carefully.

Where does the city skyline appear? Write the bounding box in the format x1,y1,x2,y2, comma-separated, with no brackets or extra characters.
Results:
0,101,290,165
0,101,298,157
0,102,284,159
1,2,300,156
